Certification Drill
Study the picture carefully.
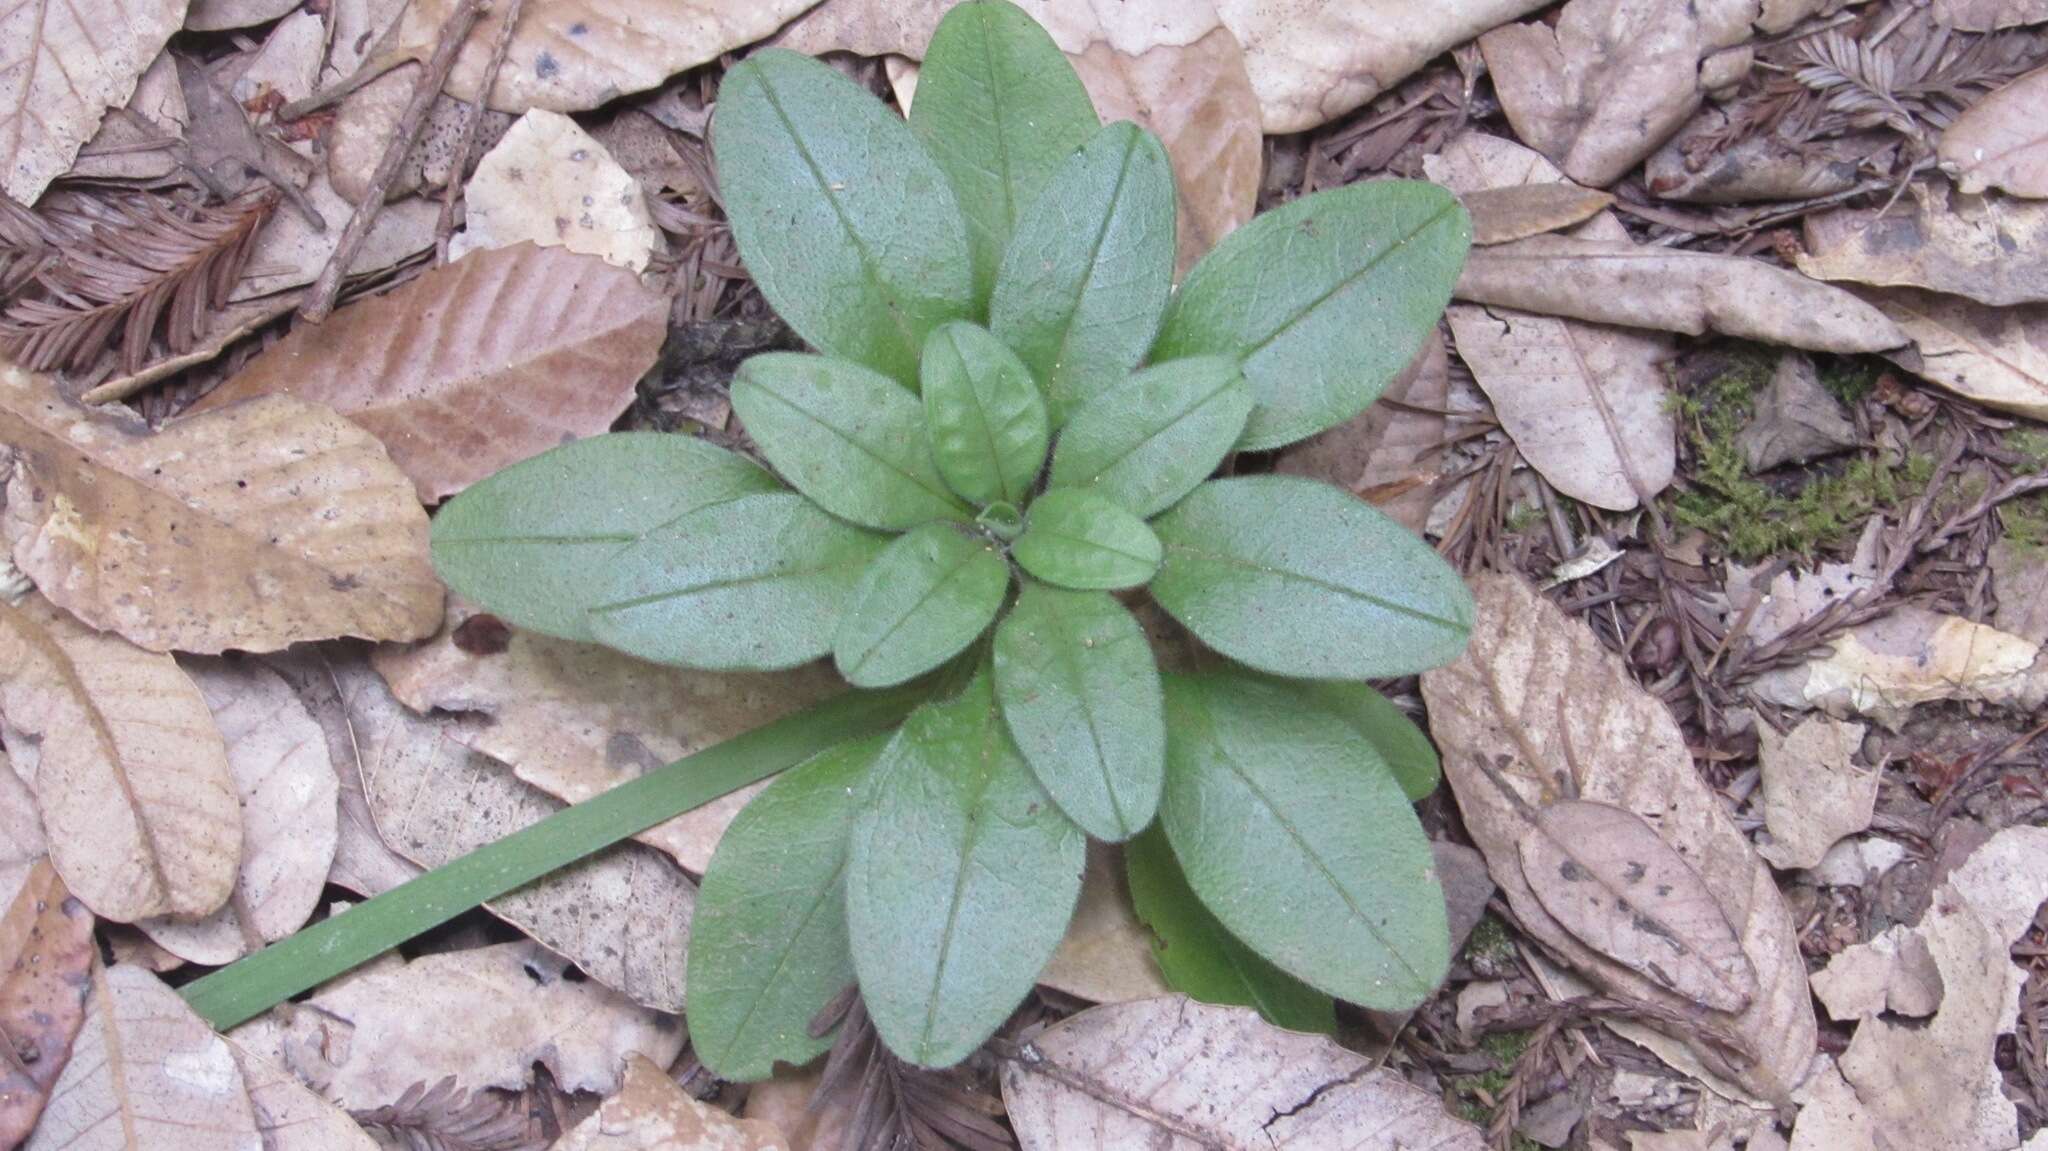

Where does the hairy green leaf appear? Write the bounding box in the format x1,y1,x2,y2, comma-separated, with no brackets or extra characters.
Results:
431,433,778,642
715,49,973,385
732,353,969,530
921,322,1050,507
1045,356,1249,518
590,492,886,670
1150,477,1472,680
910,0,1099,310
992,584,1163,842
1302,680,1441,801
835,523,1010,688
1160,670,1449,1010
1152,182,1470,451
688,734,888,1081
847,672,1084,1068
1012,489,1160,591
1125,826,1335,1034
989,121,1175,424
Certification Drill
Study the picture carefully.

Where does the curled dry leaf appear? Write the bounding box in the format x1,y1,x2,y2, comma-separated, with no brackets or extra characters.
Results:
0,364,441,653
193,244,666,503
1940,65,2048,198
226,1042,382,1151
1421,573,1816,1103
448,110,663,272
0,862,95,1149
1735,353,1859,472
557,1054,788,1151
1748,606,2048,728
1037,842,1171,1005
1797,185,2048,308
1274,330,1449,534
0,0,185,204
1753,717,1874,871
25,962,262,1151
0,596,240,923
231,10,325,111
1868,288,2048,420
1001,995,1487,1149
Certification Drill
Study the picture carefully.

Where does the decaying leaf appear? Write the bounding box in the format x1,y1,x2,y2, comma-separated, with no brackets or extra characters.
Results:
328,67,514,207
230,173,438,301
1748,606,2048,727
237,940,682,1111
193,244,666,503
1934,0,2048,29
1869,288,2048,420
374,600,841,874
0,596,240,923
1991,539,2048,645
1421,573,1817,1102
1736,353,1859,472
0,0,186,204
0,862,95,1149
227,1042,382,1151
556,1054,788,1151
136,658,339,965
448,110,662,272
1,366,441,653
1461,182,1616,245
0,750,42,906
1797,184,2048,308
1001,995,1487,1148
231,10,325,111
1753,717,1874,871
66,51,187,184
1940,64,2048,198
1722,519,1882,649
1038,842,1170,1005
1275,331,1448,534
25,962,262,1151
1808,923,1941,1021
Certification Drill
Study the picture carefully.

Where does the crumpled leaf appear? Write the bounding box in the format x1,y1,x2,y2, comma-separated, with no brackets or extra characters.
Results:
1753,717,1874,871
1808,923,1941,1021
1869,288,2048,420
557,1054,788,1151
1000,995,1487,1149
0,861,95,1149
227,1042,382,1151
192,243,665,503
1798,184,2048,308
0,0,185,204
448,110,662,271
1749,606,2048,728
1274,330,1449,535
1735,353,1860,472
1421,573,1816,1102
0,596,240,923
1,364,442,653
1940,64,2048,198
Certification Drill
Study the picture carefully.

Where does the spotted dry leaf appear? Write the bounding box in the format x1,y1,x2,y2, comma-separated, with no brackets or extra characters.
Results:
0,0,187,204
0,861,96,1149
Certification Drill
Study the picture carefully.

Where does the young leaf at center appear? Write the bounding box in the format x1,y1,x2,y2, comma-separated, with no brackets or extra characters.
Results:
834,523,1010,688
921,322,1050,507
1011,489,1160,591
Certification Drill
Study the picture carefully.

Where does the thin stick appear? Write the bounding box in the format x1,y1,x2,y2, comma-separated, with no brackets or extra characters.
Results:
299,0,488,322
436,0,525,262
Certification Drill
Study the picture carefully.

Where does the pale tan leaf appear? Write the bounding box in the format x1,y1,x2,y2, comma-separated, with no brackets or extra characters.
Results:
1807,923,1940,1021
1748,606,2048,727
1933,0,2048,30
227,1043,381,1151
557,1054,788,1151
1754,717,1874,871
1797,184,2048,308
448,111,661,271
0,596,240,922
1000,996,1487,1149
1461,182,1616,245
66,50,187,184
1420,573,1817,1102
0,861,95,1149
0,363,442,653
0,0,186,204
1038,842,1169,1005
1274,330,1449,535
231,10,324,111
186,0,299,30
136,658,339,965
25,962,263,1151
1519,801,1759,1012
372,599,840,875
1871,287,2048,420
1941,65,2048,199
237,940,683,1110
770,0,950,57
0,750,42,908
1734,353,1858,472
230,174,438,301
327,67,512,207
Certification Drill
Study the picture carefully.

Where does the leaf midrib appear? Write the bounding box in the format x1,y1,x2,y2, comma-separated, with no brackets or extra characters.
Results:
916,703,1005,1060
746,377,966,517
1162,540,1464,631
1232,199,1462,363
1067,369,1240,494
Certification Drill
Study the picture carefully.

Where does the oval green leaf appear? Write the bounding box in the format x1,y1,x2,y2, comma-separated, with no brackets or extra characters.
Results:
1045,356,1250,518
1012,489,1160,591
687,734,888,1081
731,353,969,531
834,523,1010,688
992,584,1164,842
846,672,1085,1068
1151,181,1470,451
921,322,1050,507
1160,670,1450,1010
590,491,886,670
1301,680,1441,801
1150,476,1472,679
989,121,1175,424
910,0,1099,310
714,48,973,385
432,433,778,642
1125,825,1336,1034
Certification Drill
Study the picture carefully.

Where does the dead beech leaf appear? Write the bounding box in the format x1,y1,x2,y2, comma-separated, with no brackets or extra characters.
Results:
1519,801,1759,1012
136,658,339,965
1869,288,2048,420
742,1065,851,1151
372,599,841,874
0,0,185,204
1940,65,2048,199
558,1054,788,1151
25,961,262,1151
0,596,240,923
194,244,664,503
1275,330,1448,534
1421,573,1816,1103
1748,606,2048,727
448,110,662,272
1797,184,2048,308
1001,996,1487,1149
227,1042,382,1151
0,862,95,1149
1754,717,1874,871
1461,183,1616,245
1038,842,1170,1005
0,364,441,653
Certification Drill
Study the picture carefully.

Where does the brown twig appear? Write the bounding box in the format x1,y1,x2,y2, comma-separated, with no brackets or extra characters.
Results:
299,0,489,322
435,0,525,262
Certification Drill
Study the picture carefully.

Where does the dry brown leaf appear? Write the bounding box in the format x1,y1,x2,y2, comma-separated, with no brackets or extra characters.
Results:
25,961,262,1151
231,9,325,111
1461,183,1617,245
193,244,664,503
742,1065,852,1151
1797,184,2048,308
1870,288,2048,420
1808,923,1941,1021
1991,540,2048,646
1038,842,1170,1005
1748,606,2048,727
1940,65,2048,199
1722,520,1882,649
448,110,661,271
230,174,438,301
237,940,683,1111
1421,573,1816,1103
1274,330,1449,535
0,596,240,923
0,363,441,653
66,51,187,184
1753,717,1874,871
0,862,95,1149
372,599,841,874
0,0,185,204
1735,354,1859,472
136,658,338,965
1001,996,1487,1148
0,750,42,907
228,1042,382,1151
328,67,513,207
1934,0,2048,30
186,0,300,30
557,1054,788,1151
